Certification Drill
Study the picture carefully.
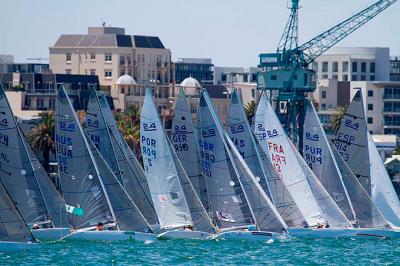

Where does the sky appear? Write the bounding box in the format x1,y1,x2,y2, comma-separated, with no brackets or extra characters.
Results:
1,0,399,67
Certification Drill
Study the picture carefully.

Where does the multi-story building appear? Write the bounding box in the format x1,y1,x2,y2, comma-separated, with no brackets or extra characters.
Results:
175,58,214,84
313,47,390,82
49,27,175,91
0,72,99,118
391,56,400,82
214,67,260,85
0,63,50,74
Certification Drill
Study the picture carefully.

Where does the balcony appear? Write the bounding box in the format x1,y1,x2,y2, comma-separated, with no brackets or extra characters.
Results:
26,88,56,95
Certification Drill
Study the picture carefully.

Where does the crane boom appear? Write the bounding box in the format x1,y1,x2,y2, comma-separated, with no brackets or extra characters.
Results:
299,0,397,67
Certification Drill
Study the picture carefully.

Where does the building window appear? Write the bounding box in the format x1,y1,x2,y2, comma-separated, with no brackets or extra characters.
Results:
370,62,375,73
368,104,373,111
120,56,125,65
368,90,373,97
105,54,112,62
322,62,328,72
370,75,375,81
104,70,112,78
361,62,367,73
65,69,71,74
342,62,349,72
66,53,71,62
120,69,125,76
342,74,348,81
332,74,338,80
321,103,326,110
361,75,366,81
251,89,255,98
90,69,96,75
321,91,327,99
367,117,373,124
90,54,96,60
332,62,338,72
280,102,285,110
322,74,328,79
351,75,358,81
352,62,358,72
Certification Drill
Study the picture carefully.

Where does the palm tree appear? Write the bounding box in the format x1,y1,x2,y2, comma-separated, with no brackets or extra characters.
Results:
332,105,347,134
244,101,257,124
27,112,55,172
114,106,141,156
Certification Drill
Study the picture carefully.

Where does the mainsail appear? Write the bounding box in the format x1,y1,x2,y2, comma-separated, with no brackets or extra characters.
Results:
227,89,303,228
140,88,192,229
171,88,209,210
254,94,325,227
197,90,253,230
302,100,356,223
330,141,390,229
87,90,158,225
55,86,115,229
0,180,34,243
334,90,400,226
101,96,157,225
0,85,68,228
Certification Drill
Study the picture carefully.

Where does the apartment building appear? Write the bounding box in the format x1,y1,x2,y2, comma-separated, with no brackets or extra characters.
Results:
49,27,175,90
175,58,214,84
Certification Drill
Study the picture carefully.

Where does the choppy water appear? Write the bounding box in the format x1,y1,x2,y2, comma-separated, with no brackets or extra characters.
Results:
1,238,399,265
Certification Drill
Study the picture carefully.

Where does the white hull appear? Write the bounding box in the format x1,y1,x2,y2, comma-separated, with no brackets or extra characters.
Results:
214,231,283,241
288,228,356,238
356,228,395,238
0,241,38,251
63,230,156,242
31,228,71,241
157,230,210,240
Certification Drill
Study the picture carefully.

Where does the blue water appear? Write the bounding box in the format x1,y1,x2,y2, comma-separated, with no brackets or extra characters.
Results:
1,238,399,265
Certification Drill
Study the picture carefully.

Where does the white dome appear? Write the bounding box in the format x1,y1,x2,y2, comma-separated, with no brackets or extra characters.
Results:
180,77,200,88
116,74,136,85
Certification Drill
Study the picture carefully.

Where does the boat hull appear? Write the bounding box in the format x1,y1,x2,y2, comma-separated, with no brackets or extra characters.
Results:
288,228,356,238
63,230,157,242
0,241,38,251
157,230,210,240
214,231,283,241
31,228,71,241
356,228,395,238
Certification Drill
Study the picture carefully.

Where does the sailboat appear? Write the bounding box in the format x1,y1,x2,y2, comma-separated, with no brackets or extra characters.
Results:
140,88,216,240
198,90,288,241
0,85,70,241
171,88,209,211
254,94,355,238
0,180,37,250
227,89,305,228
84,87,159,228
333,90,400,233
55,86,155,242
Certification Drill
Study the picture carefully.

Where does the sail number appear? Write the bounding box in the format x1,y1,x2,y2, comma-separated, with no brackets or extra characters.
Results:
0,133,9,146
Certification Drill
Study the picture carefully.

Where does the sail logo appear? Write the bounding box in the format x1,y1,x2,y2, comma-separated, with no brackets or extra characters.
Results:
344,119,359,130
0,133,8,146
143,123,157,131
86,118,99,128
202,129,216,138
173,125,187,134
58,121,76,132
305,132,319,141
216,211,235,223
229,124,244,134
0,118,8,127
91,185,102,200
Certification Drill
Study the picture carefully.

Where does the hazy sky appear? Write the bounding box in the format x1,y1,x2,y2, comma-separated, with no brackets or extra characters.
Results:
1,0,399,67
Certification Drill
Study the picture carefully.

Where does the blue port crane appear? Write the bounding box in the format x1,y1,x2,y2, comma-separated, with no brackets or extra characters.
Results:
257,0,398,144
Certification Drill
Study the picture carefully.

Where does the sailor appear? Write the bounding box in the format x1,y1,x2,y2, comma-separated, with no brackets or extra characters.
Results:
32,224,41,230
183,225,193,231
96,222,105,231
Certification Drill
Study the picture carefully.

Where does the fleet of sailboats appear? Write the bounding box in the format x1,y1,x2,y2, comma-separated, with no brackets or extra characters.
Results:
0,82,400,249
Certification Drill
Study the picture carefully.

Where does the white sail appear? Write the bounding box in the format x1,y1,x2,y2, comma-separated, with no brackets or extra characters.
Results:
227,89,304,228
171,88,209,210
225,134,288,233
140,88,192,229
368,132,400,226
197,90,253,230
303,100,356,223
330,141,390,229
334,90,400,227
254,94,325,227
87,90,158,226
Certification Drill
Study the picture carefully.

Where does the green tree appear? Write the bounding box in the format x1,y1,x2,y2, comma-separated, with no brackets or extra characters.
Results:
244,101,256,124
114,105,141,155
332,105,347,134
27,112,55,172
